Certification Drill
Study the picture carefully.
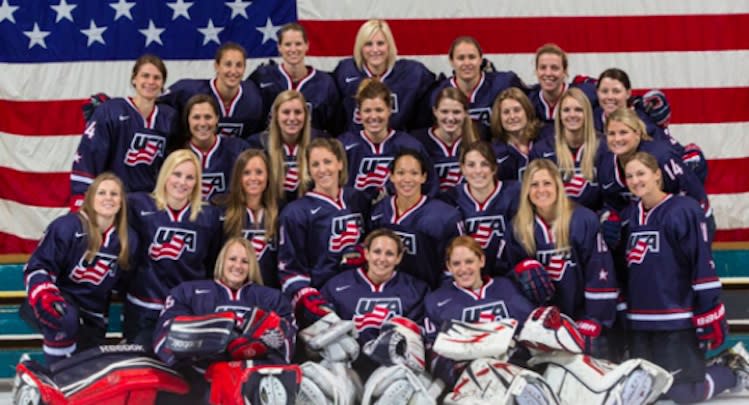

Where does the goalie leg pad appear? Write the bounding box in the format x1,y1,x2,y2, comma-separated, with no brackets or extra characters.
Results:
362,365,437,405
433,319,518,361
205,361,302,405
297,361,360,405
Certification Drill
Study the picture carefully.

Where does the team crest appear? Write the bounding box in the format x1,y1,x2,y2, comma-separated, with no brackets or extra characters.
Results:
329,214,363,253
69,252,118,285
124,133,165,166
149,227,197,260
217,122,244,138
356,157,393,191
462,301,509,323
201,173,226,199
537,248,573,281
465,216,506,249
627,231,660,265
394,231,417,255
435,162,463,191
353,298,402,331
242,229,270,259
468,107,491,128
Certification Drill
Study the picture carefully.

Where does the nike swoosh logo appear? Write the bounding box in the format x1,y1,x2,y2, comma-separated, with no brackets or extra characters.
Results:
437,298,452,307
310,207,321,215
118,115,129,121
602,182,616,190
344,144,357,151
140,210,155,216
335,285,351,292
259,82,274,88
345,76,359,83
74,232,86,238
496,156,510,164
543,152,555,157
195,289,210,294
371,214,383,222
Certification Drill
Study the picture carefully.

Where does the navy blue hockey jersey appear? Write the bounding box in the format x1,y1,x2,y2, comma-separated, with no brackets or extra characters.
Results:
491,139,537,182
412,127,465,192
189,135,249,201
219,207,278,289
528,81,598,135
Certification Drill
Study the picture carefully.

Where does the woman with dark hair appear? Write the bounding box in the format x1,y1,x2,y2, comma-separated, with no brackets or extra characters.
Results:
333,19,436,132
249,23,340,134
24,173,137,364
430,36,525,137
220,149,280,288
71,54,177,207
338,78,438,202
505,159,618,358
125,150,222,345
370,149,462,288
413,87,479,193
160,42,264,139
490,87,543,181
180,94,249,201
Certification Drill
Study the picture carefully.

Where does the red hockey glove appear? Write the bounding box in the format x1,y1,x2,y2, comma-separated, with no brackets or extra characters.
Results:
693,303,727,350
292,287,332,324
28,282,67,330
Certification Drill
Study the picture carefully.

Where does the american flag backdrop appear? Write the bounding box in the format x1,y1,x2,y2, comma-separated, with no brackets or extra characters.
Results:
1,0,748,258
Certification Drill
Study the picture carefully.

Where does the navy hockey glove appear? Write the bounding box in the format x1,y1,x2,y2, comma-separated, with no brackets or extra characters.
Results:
513,259,555,305
28,282,67,330
292,287,332,324
682,143,708,184
600,210,622,249
693,303,727,350
81,92,110,122
640,89,672,128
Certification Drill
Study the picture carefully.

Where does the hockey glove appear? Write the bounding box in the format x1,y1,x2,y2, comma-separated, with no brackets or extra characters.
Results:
693,303,727,350
229,308,287,360
600,210,622,249
576,318,608,358
513,259,555,305
363,316,426,371
81,92,110,122
341,244,367,268
292,287,332,324
28,282,67,330
682,143,708,184
640,89,672,128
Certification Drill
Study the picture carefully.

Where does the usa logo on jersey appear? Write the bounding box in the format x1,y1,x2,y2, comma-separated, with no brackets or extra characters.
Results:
353,298,402,332
462,301,509,323
537,248,574,281
201,173,226,200
394,231,417,255
626,231,660,265
468,107,492,128
69,252,118,285
217,122,244,138
124,133,165,166
435,162,462,191
242,229,270,260
329,214,363,253
355,157,393,191
283,161,300,192
464,215,506,249
149,227,197,260
562,168,597,198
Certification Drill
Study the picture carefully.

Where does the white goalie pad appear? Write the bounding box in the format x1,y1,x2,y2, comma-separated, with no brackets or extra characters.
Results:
444,358,560,405
363,316,426,371
433,319,517,361
529,352,673,405
517,306,584,355
296,361,360,405
361,364,441,405
299,312,359,363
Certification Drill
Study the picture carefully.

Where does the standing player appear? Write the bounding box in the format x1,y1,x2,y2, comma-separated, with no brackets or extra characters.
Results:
412,87,479,194
621,152,749,402
530,88,604,211
490,88,543,182
339,79,438,202
430,36,525,138
527,43,598,135
219,150,280,289
445,141,520,276
321,228,429,377
333,19,436,132
248,23,340,134
424,236,536,387
71,54,177,208
505,159,619,359
178,94,249,202
160,42,264,140
24,173,137,364
277,138,370,325
125,150,222,345
370,150,462,289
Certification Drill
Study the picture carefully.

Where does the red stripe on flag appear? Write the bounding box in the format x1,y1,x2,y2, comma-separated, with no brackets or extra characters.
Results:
0,99,86,136
0,232,39,255
0,168,70,207
632,88,749,124
715,229,749,243
305,14,749,56
706,158,749,195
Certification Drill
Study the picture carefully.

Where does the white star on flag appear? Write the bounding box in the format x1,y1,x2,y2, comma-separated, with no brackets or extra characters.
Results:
256,17,281,44
139,19,165,46
109,0,135,21
225,0,251,19
81,20,107,46
23,23,51,49
167,0,193,21
198,19,223,45
0,0,19,23
51,0,77,23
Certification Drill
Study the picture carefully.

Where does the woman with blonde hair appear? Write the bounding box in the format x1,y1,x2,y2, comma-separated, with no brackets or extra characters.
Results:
505,159,618,359
333,19,435,132
490,87,543,181
24,173,137,364
125,149,222,345
530,87,603,210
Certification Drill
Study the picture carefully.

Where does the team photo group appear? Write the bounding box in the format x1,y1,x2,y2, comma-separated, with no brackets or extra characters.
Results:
13,17,749,405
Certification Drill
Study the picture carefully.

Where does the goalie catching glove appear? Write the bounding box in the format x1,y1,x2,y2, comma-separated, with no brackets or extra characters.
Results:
300,312,360,363
363,316,426,371
433,318,518,361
